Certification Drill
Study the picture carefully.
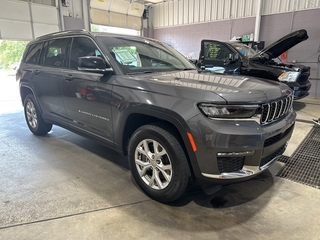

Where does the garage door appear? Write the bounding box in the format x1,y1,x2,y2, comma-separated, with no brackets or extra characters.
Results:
90,0,144,31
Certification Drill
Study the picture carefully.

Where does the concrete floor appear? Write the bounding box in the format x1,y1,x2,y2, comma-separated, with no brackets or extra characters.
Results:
1,71,320,240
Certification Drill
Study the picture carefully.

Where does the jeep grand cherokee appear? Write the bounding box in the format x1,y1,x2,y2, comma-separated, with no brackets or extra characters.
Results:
17,30,296,202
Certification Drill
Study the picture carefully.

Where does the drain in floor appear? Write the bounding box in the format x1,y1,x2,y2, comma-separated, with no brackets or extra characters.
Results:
276,125,320,189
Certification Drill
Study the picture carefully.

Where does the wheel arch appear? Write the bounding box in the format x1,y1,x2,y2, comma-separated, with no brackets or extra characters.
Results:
19,84,45,114
20,85,33,103
117,107,200,179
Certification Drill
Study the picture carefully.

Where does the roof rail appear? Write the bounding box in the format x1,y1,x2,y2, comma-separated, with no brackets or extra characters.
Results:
36,29,89,40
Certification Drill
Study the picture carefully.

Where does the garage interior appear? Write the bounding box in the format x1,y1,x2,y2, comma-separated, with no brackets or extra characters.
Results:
1,0,320,239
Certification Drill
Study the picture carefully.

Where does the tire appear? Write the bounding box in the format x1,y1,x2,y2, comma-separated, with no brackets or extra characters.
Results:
128,124,191,203
24,94,52,136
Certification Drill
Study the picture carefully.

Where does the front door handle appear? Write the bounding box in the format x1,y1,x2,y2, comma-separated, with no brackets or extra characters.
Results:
63,74,74,81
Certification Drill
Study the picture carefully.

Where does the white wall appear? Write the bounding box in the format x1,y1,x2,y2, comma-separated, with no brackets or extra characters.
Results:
0,0,145,40
151,0,320,29
0,0,59,40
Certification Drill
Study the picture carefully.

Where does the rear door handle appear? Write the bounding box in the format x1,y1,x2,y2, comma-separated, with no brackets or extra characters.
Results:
63,74,74,81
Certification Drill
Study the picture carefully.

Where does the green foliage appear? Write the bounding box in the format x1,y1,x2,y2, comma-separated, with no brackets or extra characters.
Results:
0,40,28,69
47,47,58,57
91,24,100,32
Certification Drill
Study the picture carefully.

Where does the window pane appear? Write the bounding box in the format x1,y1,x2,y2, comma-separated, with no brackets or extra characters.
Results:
25,43,43,64
97,36,196,74
69,37,101,69
203,42,233,60
44,38,70,68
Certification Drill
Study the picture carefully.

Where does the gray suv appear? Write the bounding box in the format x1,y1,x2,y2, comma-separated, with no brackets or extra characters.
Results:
17,30,296,202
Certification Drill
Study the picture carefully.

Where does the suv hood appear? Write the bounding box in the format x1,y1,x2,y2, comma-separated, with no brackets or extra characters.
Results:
252,29,308,59
135,71,292,104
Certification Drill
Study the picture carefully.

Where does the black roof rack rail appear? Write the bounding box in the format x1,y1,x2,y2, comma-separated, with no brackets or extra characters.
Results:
36,29,90,40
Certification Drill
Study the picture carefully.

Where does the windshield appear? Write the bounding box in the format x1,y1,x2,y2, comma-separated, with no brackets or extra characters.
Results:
230,43,257,58
97,36,196,74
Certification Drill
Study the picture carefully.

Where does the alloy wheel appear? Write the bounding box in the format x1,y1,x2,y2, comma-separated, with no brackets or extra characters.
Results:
134,139,173,190
26,100,38,129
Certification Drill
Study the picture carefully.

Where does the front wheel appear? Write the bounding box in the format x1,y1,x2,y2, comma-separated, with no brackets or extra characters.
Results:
24,94,52,136
128,124,191,203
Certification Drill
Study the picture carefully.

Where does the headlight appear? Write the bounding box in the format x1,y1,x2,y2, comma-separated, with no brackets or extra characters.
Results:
198,104,260,118
278,71,300,82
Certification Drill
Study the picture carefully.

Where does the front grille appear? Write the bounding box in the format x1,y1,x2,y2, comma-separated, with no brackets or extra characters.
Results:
263,125,294,147
260,95,293,125
217,157,245,173
260,145,286,168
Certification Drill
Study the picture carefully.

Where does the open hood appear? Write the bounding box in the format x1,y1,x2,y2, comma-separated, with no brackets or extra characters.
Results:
252,29,308,59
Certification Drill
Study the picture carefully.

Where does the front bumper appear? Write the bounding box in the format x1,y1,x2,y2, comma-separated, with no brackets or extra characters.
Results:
188,110,296,185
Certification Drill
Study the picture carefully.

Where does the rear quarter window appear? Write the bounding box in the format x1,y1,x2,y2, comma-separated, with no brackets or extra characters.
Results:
24,42,44,64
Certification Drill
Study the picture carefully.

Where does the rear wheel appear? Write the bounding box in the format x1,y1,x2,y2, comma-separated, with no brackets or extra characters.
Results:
128,124,191,203
24,94,52,136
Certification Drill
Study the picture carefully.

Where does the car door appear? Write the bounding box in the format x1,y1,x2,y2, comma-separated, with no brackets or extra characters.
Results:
198,40,241,74
30,38,70,123
62,37,114,144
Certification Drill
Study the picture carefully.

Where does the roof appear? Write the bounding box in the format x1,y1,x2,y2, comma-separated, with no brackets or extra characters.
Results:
34,29,154,42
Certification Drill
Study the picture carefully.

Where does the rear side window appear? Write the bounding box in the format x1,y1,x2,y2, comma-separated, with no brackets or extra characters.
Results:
25,43,43,64
44,38,70,68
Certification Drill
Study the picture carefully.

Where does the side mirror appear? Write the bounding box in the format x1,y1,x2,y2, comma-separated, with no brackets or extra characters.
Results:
225,53,240,64
78,56,113,73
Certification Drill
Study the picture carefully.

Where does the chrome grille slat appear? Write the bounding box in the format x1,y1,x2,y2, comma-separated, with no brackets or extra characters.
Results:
271,102,277,120
285,97,290,113
281,98,287,116
275,100,282,118
260,95,293,125
277,100,282,118
279,99,285,117
261,104,270,123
